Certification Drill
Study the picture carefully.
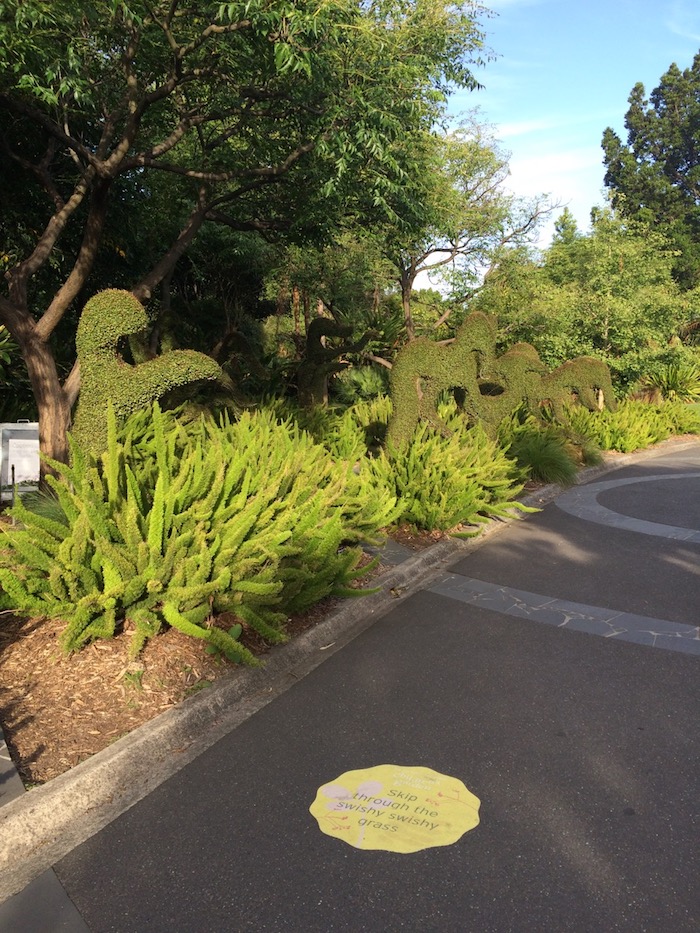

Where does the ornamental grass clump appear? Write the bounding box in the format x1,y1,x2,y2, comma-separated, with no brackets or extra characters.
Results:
496,407,603,486
0,404,398,663
498,414,579,487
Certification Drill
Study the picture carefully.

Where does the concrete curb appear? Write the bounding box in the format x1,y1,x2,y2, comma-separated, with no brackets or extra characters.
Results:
1,435,698,901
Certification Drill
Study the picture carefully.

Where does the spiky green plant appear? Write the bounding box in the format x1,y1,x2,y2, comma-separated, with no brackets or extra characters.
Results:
367,419,529,533
0,404,398,663
565,400,700,452
333,365,389,404
497,409,582,486
640,360,700,401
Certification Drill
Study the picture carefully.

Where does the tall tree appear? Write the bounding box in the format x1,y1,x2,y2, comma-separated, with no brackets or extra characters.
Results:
0,0,490,466
602,52,700,289
476,209,691,386
382,119,551,338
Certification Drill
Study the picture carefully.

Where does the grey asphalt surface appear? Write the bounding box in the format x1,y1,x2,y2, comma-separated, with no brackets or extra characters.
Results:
2,441,699,932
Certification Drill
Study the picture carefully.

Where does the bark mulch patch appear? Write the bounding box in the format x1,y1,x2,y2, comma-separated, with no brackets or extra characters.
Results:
0,548,407,787
0,600,341,787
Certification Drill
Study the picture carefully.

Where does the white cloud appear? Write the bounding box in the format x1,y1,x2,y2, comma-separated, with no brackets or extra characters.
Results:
497,118,557,138
504,145,608,245
666,0,700,41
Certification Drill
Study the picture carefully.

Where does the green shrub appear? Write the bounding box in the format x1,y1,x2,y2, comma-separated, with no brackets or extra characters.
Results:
332,365,389,404
268,395,392,462
565,400,699,452
324,396,393,459
655,399,700,435
639,359,700,401
497,413,578,486
0,404,398,663
497,405,604,485
366,418,528,532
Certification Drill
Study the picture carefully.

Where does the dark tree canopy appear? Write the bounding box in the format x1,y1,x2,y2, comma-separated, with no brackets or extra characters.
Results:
602,52,700,289
0,0,490,468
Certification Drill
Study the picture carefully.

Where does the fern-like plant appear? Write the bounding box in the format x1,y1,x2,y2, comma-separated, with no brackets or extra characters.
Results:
0,404,399,663
565,400,700,452
367,418,528,532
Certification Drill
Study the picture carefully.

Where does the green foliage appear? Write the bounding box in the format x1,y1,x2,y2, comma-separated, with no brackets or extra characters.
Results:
0,403,398,661
386,311,617,446
0,325,15,373
386,311,496,447
639,358,700,401
0,325,34,420
497,412,579,487
1,0,491,465
72,290,223,454
297,318,372,408
477,210,692,388
651,400,700,436
602,52,700,289
367,413,527,532
566,401,700,453
332,365,389,405
381,117,549,337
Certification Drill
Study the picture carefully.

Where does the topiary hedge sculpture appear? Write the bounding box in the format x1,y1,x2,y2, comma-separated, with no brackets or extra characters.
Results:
476,342,549,428
540,357,618,423
297,317,373,408
386,311,497,448
72,289,223,454
386,313,617,447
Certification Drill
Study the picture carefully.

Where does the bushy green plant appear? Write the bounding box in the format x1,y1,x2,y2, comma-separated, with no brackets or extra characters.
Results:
497,412,578,486
639,359,700,401
653,399,700,435
267,395,393,462
322,396,393,460
565,400,699,452
332,365,389,404
366,418,528,532
0,404,398,663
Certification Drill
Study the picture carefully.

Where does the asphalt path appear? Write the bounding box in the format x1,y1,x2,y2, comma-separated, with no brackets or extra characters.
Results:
4,443,700,931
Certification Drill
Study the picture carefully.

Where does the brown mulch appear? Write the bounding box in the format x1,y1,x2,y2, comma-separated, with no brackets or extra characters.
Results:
0,547,396,788
0,520,506,788
0,600,339,787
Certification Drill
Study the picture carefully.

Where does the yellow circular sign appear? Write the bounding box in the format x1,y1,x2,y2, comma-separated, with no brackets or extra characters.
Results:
309,764,480,853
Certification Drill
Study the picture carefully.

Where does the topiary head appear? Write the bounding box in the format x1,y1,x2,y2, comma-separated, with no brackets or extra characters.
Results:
76,289,148,356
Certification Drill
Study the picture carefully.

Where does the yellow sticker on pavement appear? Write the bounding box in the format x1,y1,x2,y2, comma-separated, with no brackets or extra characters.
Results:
309,764,480,853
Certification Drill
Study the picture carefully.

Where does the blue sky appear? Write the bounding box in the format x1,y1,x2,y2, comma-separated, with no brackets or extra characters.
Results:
447,0,700,247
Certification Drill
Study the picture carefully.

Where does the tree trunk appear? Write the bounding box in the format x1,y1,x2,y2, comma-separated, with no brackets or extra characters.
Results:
22,332,72,475
399,267,415,340
0,298,73,476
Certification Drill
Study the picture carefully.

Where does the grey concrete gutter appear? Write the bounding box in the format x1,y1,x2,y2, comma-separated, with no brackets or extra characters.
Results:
1,436,698,902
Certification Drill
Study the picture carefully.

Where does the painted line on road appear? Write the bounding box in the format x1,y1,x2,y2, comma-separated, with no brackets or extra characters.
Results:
555,473,700,541
428,574,700,656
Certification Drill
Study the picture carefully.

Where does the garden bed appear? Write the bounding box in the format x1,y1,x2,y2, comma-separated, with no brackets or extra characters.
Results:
0,539,434,786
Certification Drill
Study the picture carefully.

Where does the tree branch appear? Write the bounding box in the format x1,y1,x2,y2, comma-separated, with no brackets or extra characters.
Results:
36,179,111,340
132,188,210,302
9,170,96,307
0,94,97,168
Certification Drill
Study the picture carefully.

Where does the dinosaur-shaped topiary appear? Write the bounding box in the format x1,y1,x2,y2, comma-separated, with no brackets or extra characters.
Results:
72,289,223,454
386,313,618,447
385,311,497,448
